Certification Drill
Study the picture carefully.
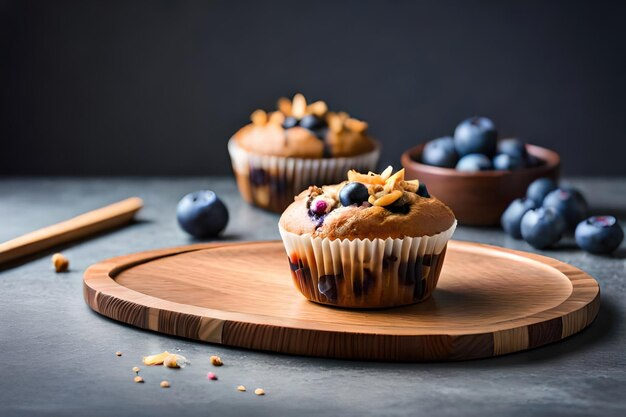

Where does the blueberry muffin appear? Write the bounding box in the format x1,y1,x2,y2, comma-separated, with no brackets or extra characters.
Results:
278,167,457,308
228,94,379,212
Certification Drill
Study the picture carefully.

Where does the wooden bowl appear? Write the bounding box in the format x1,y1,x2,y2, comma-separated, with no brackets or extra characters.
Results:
401,144,560,226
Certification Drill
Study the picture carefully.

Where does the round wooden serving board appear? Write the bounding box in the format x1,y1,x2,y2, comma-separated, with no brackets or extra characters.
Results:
83,240,600,362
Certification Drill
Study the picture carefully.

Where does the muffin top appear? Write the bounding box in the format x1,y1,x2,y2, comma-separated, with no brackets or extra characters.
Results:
232,94,377,158
279,167,456,240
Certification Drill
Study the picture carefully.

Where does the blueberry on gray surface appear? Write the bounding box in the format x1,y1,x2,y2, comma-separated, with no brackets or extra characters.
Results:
501,198,537,239
493,153,526,170
339,182,369,206
520,207,566,249
417,182,430,198
176,190,229,238
575,216,624,254
282,116,299,129
542,188,588,230
453,116,498,157
497,138,528,159
456,153,493,172
421,136,458,168
526,178,558,205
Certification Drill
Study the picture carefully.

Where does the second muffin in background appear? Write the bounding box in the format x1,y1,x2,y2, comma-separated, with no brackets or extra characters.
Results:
228,94,380,212
279,167,457,309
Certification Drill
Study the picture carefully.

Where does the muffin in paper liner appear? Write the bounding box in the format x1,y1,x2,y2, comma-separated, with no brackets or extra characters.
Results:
279,221,457,308
228,138,380,213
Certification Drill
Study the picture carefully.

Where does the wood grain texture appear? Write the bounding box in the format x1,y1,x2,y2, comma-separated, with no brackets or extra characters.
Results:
0,197,143,265
401,144,560,226
83,240,600,362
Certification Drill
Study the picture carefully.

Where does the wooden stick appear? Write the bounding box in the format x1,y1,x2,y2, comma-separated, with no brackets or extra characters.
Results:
0,197,143,266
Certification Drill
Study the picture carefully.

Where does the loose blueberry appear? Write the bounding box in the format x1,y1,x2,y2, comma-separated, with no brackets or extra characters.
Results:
493,153,526,170
520,207,566,249
339,182,369,206
542,188,588,230
176,190,229,238
453,116,498,157
299,114,325,131
575,216,624,254
282,116,299,129
421,136,458,168
501,198,537,239
526,178,558,205
456,153,493,172
497,138,527,159
417,183,430,198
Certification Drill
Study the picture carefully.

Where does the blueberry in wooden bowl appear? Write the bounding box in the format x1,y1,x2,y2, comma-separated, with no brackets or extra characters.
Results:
401,143,560,226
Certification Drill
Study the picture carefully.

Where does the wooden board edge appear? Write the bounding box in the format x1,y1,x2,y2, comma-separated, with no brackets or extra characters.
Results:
82,240,602,362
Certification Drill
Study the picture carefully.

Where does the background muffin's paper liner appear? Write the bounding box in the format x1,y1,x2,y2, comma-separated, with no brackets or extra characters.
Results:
278,221,457,308
228,139,380,212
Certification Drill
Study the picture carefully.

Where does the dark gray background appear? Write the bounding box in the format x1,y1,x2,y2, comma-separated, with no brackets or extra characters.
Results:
1,0,625,176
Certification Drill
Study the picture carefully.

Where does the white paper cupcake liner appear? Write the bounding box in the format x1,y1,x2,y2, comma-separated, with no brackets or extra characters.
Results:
228,139,380,212
278,221,457,308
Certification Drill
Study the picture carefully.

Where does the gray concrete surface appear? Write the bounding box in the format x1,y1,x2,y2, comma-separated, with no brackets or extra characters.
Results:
0,177,624,417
